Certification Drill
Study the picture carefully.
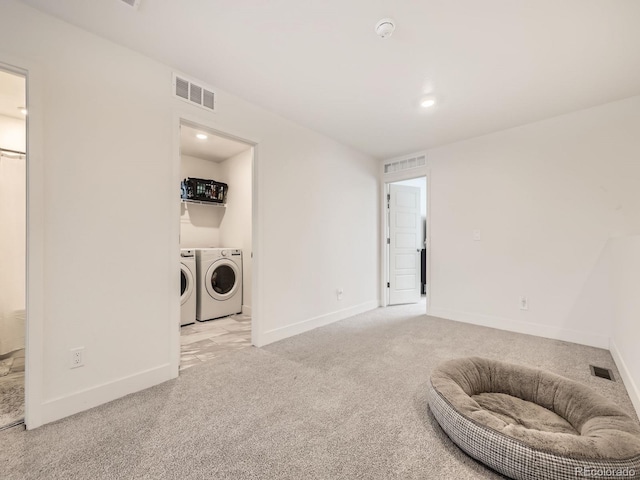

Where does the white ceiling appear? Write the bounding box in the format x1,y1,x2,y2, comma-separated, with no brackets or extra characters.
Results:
180,124,251,163
19,0,640,159
0,69,26,120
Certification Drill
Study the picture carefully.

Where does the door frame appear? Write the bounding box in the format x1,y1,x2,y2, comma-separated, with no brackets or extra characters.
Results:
0,55,45,429
171,113,262,375
380,164,431,314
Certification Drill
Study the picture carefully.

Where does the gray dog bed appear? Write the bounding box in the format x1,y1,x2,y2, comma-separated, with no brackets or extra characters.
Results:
428,357,640,480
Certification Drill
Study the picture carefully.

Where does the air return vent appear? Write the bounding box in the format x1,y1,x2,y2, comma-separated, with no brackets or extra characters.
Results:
590,365,614,381
119,0,141,9
172,73,216,112
384,154,426,174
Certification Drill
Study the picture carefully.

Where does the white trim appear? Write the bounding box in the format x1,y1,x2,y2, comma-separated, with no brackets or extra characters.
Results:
260,301,379,346
170,114,183,379
379,160,431,316
40,364,172,425
383,181,389,306
249,145,262,347
429,307,610,349
610,339,640,418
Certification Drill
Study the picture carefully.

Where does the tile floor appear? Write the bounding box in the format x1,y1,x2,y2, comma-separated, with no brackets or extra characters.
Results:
0,348,25,428
180,314,252,371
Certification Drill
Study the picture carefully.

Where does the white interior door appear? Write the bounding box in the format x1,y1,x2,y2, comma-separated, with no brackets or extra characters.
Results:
388,184,421,305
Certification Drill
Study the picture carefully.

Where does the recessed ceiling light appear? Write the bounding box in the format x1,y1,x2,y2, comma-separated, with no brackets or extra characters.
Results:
18,107,27,115
196,133,208,140
420,97,436,109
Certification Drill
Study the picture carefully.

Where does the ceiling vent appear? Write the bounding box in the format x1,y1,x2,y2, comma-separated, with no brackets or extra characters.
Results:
119,0,141,9
173,73,216,112
384,154,426,174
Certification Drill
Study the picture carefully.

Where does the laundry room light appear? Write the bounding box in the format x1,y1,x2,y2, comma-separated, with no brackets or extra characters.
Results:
18,107,27,115
196,133,208,140
420,96,436,108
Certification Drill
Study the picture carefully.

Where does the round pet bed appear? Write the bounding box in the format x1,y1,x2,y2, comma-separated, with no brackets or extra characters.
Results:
428,357,640,480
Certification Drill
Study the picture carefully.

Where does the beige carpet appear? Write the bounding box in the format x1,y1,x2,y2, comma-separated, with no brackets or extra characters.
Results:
1,303,635,479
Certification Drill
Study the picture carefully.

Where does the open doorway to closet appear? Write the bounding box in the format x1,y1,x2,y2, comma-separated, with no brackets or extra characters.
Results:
0,67,26,429
385,176,427,307
178,120,254,371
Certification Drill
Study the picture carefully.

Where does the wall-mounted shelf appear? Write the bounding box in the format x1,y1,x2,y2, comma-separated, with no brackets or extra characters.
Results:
181,199,226,207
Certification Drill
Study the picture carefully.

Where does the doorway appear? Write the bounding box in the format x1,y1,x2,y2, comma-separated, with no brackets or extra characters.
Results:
0,67,26,429
385,176,427,307
178,119,255,371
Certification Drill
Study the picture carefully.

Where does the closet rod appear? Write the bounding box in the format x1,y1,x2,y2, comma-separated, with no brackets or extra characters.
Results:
0,147,26,155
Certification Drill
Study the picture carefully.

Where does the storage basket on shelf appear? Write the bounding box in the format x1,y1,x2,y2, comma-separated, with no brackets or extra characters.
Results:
181,177,228,204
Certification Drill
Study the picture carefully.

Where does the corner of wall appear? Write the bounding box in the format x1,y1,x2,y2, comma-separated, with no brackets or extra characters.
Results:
259,300,379,346
428,307,611,349
610,338,640,418
608,234,640,419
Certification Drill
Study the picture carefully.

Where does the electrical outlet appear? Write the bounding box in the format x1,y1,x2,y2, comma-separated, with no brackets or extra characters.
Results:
336,288,344,300
70,347,85,369
519,296,529,311
473,229,481,241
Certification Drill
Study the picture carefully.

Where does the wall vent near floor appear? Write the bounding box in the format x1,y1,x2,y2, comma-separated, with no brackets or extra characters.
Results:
384,154,426,174
172,73,216,113
119,0,141,9
590,365,614,381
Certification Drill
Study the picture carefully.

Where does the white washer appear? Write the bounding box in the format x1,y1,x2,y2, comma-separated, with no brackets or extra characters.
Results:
180,249,197,326
196,248,242,321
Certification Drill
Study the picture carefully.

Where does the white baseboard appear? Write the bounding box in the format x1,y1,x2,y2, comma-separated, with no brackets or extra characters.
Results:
610,339,640,418
40,363,174,426
258,300,379,346
242,304,252,316
429,307,610,349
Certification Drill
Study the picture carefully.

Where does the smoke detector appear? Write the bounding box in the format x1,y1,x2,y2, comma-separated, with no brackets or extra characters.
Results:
119,0,141,9
375,18,395,39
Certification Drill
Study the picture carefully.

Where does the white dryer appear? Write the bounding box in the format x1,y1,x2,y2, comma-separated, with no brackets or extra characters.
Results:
180,249,197,326
196,248,242,321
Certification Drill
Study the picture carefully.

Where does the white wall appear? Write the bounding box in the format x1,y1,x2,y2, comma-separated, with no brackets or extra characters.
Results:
0,1,379,427
426,95,640,349
180,155,223,248
219,149,253,312
413,95,640,413
0,114,25,152
256,127,379,343
610,235,640,416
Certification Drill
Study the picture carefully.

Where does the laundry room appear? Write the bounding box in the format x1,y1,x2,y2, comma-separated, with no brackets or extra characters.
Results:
178,121,253,371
